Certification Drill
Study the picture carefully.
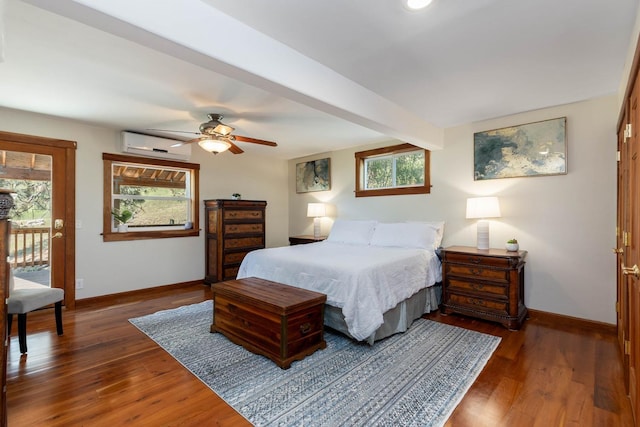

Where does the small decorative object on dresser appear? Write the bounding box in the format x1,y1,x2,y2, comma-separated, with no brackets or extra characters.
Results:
506,238,519,252
204,199,266,284
231,193,241,200
289,235,327,245
441,245,527,330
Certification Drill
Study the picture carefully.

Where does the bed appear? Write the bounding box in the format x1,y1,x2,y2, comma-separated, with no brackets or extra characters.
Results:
237,219,444,344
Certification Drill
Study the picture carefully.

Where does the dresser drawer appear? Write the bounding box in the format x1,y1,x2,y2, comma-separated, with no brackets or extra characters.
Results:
447,292,508,315
224,223,263,234
224,251,248,265
224,210,264,221
445,252,511,268
447,278,508,298
224,236,264,250
445,264,509,283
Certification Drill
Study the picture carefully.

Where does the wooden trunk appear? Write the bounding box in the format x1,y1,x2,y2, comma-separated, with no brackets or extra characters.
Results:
211,277,326,369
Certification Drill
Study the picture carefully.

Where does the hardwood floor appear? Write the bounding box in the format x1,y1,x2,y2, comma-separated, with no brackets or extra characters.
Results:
5,284,634,426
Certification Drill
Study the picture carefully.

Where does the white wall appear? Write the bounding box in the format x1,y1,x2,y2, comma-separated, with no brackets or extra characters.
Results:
289,95,618,324
0,107,289,299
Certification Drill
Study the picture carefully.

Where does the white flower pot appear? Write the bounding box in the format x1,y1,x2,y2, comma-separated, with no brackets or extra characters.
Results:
117,224,128,233
505,243,519,252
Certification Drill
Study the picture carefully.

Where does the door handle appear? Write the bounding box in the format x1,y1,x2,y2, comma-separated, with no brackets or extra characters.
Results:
613,247,624,254
51,232,63,239
622,264,640,279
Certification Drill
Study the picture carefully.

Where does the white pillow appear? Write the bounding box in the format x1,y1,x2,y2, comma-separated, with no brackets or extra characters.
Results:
370,221,444,250
326,219,377,245
413,221,445,249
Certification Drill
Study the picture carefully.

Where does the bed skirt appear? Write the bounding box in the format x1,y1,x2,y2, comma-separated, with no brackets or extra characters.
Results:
324,283,442,345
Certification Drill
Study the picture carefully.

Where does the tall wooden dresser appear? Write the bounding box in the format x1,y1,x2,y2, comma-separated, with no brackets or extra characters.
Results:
204,199,267,284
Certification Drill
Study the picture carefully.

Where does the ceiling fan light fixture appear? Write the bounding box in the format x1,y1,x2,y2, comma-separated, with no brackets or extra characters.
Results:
198,137,231,154
405,0,433,10
212,123,234,136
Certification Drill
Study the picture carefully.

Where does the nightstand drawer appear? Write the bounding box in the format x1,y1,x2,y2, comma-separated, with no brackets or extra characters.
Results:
447,278,508,298
445,264,509,282
447,293,508,315
444,252,511,268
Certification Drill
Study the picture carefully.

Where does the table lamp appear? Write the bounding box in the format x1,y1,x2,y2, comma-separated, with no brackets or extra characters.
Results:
307,203,326,239
466,197,501,250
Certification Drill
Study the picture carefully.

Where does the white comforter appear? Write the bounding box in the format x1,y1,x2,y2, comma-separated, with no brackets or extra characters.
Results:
236,241,441,341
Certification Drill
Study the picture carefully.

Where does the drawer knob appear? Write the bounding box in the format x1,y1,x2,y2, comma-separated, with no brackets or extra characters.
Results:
467,257,481,264
471,283,485,290
470,268,483,275
300,322,312,335
467,298,486,306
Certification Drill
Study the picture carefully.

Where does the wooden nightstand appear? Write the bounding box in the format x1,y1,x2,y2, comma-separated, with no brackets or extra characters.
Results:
441,246,527,330
289,235,327,245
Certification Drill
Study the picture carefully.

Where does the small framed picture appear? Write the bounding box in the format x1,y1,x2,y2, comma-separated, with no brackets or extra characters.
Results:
296,158,331,193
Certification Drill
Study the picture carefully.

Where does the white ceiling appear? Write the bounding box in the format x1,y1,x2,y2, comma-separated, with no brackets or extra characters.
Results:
0,0,637,159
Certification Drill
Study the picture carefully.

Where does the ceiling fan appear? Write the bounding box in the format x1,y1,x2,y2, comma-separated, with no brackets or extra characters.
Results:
149,113,278,154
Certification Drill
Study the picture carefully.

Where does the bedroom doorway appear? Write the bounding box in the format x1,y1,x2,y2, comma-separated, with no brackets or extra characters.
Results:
0,131,77,308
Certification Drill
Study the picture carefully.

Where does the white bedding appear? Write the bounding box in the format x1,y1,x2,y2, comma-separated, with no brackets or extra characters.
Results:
237,241,442,341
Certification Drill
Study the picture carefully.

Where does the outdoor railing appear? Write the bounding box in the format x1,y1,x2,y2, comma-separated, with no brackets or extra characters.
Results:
9,227,50,268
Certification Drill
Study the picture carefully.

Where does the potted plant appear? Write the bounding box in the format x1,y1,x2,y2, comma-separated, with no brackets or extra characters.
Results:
232,193,241,200
112,209,132,232
506,238,519,252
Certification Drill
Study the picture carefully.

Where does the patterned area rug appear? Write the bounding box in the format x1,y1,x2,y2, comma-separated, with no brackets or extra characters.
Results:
130,301,500,427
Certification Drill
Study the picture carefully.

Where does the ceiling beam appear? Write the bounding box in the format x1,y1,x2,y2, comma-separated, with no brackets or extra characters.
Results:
24,0,444,150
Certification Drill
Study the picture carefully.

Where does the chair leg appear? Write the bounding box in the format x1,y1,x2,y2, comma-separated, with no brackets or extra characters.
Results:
7,313,13,336
17,313,27,354
55,301,63,336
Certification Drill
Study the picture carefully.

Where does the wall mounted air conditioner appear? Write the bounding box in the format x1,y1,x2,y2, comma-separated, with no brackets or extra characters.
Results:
121,131,192,161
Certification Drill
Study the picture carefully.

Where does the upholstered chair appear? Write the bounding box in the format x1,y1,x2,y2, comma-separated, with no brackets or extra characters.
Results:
6,271,64,354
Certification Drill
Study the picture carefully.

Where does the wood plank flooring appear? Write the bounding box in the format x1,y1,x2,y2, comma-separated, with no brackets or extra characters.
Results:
5,284,634,426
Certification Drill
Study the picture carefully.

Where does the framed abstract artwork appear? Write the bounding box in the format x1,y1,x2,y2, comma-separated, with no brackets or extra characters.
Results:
296,158,331,193
474,117,567,180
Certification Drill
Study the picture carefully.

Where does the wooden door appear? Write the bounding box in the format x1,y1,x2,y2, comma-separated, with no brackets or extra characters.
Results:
0,131,76,308
627,79,640,422
618,110,630,392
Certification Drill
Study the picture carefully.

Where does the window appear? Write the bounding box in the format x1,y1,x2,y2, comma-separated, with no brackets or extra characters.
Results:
355,143,430,197
102,153,200,241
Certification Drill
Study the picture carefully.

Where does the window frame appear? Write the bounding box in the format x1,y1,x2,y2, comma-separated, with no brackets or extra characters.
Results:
102,153,200,242
354,143,430,197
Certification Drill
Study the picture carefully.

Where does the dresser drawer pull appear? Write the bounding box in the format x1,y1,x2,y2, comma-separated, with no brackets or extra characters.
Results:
300,322,312,335
471,283,485,290
467,298,486,306
228,212,237,217
466,257,482,264
470,268,483,275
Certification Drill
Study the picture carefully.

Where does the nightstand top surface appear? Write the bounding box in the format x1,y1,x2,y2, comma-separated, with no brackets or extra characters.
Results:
443,245,527,259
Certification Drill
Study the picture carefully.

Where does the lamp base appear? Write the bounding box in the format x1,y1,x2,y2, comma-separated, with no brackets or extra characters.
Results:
313,217,322,239
476,219,490,250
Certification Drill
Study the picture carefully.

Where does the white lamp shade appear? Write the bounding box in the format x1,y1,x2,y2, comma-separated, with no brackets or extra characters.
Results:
466,197,501,219
198,138,231,154
307,203,326,218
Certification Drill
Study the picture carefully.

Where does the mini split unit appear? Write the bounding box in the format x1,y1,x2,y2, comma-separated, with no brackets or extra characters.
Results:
121,131,191,161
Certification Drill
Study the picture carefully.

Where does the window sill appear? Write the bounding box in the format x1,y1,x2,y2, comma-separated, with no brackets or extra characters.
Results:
102,229,200,242
355,186,430,198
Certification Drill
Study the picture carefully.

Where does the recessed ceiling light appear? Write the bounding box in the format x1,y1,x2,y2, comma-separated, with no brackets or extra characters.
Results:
405,0,433,10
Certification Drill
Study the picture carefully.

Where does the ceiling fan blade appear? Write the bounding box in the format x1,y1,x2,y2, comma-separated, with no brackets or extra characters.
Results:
146,128,201,135
185,137,205,144
228,141,244,154
234,135,278,147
